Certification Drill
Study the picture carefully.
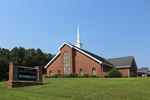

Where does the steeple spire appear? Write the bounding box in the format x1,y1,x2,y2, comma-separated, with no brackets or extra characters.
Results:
75,24,83,49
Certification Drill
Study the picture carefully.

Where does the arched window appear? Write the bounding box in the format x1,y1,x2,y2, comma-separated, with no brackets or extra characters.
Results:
80,68,83,76
58,70,61,74
63,52,70,75
92,68,96,75
49,70,52,76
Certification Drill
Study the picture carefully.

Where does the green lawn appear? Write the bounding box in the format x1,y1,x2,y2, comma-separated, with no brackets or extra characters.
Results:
0,78,150,100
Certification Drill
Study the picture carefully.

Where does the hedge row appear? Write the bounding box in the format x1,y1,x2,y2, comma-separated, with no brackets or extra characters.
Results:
45,73,99,78
45,69,136,78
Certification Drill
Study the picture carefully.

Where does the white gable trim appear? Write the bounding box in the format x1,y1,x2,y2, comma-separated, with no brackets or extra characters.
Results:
44,51,60,68
44,42,103,69
74,47,102,64
58,42,73,50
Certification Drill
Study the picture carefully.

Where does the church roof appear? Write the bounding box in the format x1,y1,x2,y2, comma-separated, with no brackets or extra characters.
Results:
44,42,114,68
68,43,114,67
137,67,149,73
80,49,114,67
45,42,137,69
106,56,135,68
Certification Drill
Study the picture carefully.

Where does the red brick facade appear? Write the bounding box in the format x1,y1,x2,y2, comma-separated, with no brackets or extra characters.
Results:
46,44,112,77
118,68,129,77
46,43,137,78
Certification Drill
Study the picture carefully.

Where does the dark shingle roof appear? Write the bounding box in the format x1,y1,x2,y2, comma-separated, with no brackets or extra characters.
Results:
81,49,115,67
137,67,149,73
106,56,134,68
67,43,115,67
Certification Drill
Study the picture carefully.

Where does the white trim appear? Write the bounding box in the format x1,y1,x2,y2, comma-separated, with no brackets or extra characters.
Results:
58,42,73,50
44,52,60,68
44,42,103,69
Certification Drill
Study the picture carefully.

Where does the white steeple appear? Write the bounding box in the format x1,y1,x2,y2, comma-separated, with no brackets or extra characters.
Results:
75,24,83,49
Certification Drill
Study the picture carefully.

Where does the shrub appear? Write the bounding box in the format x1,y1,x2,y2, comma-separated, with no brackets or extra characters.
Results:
44,75,49,78
54,74,58,78
61,75,69,78
83,74,89,78
109,68,122,78
104,75,109,78
51,76,55,78
130,72,136,77
69,73,77,78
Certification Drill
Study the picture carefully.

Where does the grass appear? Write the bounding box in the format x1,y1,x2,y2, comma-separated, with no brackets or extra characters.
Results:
0,78,150,100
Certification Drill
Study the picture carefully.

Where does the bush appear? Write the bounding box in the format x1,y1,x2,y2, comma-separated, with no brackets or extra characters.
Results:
54,74,58,78
109,68,122,78
69,73,77,78
61,75,69,78
44,75,49,78
83,74,89,78
104,75,109,78
130,72,136,77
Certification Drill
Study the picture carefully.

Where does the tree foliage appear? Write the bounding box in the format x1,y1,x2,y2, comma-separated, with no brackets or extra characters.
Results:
0,59,9,81
109,68,122,78
0,47,54,81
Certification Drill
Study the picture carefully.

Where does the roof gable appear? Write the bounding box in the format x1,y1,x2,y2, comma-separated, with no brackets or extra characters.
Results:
106,56,134,68
137,67,149,73
45,42,108,68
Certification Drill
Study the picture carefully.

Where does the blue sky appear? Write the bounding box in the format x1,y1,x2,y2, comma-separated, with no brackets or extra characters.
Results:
0,0,150,68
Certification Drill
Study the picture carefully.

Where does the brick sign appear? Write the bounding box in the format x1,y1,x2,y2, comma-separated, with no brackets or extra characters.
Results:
8,62,43,88
18,66,37,81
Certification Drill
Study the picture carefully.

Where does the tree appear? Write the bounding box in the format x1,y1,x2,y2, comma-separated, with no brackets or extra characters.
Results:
109,68,122,78
0,46,54,81
9,47,26,65
0,48,10,61
0,59,9,81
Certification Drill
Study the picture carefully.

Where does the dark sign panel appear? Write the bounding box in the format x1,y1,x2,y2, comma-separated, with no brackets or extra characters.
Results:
18,66,37,81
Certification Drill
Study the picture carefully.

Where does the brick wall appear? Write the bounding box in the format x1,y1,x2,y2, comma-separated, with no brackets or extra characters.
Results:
47,45,73,76
118,68,129,77
46,44,111,77
74,49,102,77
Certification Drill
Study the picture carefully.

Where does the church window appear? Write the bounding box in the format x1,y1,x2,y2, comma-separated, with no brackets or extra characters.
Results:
63,52,70,75
92,68,96,75
58,70,61,74
49,70,52,76
80,68,83,76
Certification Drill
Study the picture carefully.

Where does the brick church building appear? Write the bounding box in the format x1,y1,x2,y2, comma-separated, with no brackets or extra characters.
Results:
45,26,138,77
